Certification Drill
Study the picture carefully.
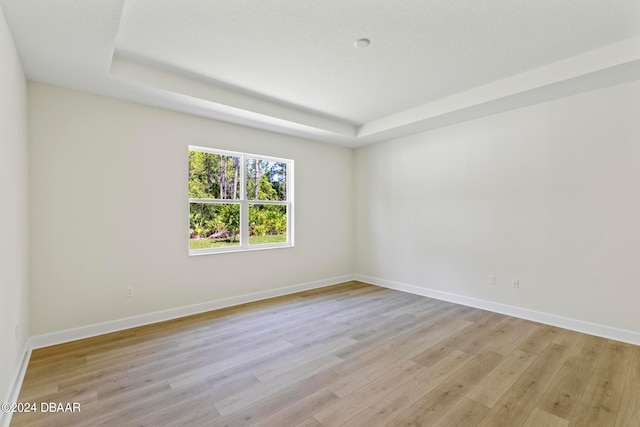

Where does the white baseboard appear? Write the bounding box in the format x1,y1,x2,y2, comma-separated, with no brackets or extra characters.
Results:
355,274,640,347
29,274,355,350
1,344,31,427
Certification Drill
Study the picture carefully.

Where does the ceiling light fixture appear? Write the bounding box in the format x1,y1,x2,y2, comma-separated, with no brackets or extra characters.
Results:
354,38,371,48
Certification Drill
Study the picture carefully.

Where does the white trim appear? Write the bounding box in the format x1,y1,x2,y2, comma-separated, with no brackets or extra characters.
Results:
188,145,240,157
29,275,355,350
354,274,640,347
189,243,294,256
239,151,248,246
287,160,294,246
189,198,241,204
1,344,31,427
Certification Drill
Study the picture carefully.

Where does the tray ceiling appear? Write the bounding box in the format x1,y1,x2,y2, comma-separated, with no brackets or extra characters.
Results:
2,0,639,146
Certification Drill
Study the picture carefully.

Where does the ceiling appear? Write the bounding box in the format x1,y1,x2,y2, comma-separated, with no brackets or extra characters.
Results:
2,0,639,147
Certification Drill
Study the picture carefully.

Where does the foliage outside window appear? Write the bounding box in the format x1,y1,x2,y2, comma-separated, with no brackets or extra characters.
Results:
189,146,293,254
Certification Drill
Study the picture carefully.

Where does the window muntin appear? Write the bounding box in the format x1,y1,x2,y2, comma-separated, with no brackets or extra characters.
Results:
189,146,293,254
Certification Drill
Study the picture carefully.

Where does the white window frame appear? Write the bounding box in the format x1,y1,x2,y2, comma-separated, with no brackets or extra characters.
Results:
188,145,294,255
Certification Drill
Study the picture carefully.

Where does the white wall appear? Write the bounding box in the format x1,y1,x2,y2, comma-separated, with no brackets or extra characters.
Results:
0,5,29,406
29,83,353,335
355,80,640,335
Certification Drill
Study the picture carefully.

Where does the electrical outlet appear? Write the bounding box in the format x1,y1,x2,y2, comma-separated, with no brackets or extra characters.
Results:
126,287,134,297
489,275,496,285
511,279,520,288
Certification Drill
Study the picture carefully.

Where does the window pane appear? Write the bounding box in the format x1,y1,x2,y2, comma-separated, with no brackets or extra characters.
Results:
248,204,287,245
189,203,240,249
245,158,287,201
189,151,241,200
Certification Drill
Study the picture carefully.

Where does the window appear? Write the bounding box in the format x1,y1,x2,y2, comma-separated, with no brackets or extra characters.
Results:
188,146,293,254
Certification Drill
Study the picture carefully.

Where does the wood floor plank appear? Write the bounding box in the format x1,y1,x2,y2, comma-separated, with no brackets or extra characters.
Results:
94,379,213,426
332,303,465,363
9,281,640,427
522,408,569,427
314,360,424,426
331,313,472,378
136,339,293,389
251,336,356,381
410,312,510,368
431,397,490,427
328,317,472,397
211,369,341,427
389,350,503,426
204,372,261,403
339,350,476,427
466,349,536,408
569,340,632,427
255,388,338,427
458,316,522,355
614,345,640,426
296,418,323,427
477,339,580,427
15,381,59,402
516,324,562,355
536,334,603,420
381,297,438,318
113,384,222,427
214,353,343,416
485,319,538,355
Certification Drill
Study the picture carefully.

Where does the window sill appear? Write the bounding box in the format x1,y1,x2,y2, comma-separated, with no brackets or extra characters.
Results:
189,243,294,256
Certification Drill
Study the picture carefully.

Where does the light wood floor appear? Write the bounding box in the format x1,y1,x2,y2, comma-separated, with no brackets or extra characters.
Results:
10,281,640,426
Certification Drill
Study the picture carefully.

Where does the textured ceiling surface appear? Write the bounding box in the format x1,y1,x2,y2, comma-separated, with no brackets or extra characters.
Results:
1,0,639,146
115,0,640,124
